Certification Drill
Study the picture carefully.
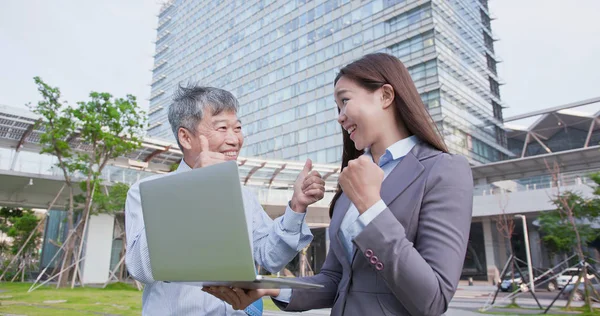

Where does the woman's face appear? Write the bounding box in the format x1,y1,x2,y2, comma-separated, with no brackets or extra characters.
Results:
334,76,389,151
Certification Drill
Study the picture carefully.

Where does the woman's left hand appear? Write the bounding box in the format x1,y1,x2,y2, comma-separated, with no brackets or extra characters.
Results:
338,156,384,214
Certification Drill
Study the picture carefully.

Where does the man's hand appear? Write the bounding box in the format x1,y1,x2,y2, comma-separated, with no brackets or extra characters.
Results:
193,135,226,168
201,286,280,311
290,159,326,213
338,156,384,214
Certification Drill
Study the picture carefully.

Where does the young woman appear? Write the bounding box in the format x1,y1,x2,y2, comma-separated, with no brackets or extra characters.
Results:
205,53,473,316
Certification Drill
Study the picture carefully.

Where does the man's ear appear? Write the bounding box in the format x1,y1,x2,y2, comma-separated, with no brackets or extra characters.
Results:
178,127,194,150
381,84,395,109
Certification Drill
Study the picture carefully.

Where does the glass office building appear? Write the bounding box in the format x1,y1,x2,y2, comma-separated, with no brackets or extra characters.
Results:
148,0,513,164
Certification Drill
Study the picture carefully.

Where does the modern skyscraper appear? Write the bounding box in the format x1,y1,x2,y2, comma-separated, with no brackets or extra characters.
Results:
148,0,513,164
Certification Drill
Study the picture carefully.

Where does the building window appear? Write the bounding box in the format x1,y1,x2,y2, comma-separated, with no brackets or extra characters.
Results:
421,89,440,109
495,126,507,147
384,0,406,9
486,53,497,75
479,0,489,11
492,101,503,122
489,77,501,98
407,59,438,82
480,9,491,32
389,31,435,61
483,32,494,53
385,4,431,34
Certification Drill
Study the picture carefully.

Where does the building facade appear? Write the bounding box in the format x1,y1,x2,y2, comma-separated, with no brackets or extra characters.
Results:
1,98,598,284
147,0,512,165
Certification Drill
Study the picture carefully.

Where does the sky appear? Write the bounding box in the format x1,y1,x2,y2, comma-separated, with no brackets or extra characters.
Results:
1,0,599,118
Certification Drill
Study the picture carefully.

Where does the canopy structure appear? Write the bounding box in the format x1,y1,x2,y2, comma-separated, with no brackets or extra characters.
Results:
0,104,341,191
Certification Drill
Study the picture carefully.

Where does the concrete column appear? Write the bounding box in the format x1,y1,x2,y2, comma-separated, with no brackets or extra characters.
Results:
494,223,509,270
482,217,499,283
528,222,543,268
82,214,115,284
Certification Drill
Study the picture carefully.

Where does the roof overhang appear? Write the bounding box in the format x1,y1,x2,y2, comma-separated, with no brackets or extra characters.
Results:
472,145,600,183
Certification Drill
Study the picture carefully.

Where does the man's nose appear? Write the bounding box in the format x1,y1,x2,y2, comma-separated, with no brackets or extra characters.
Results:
225,130,239,145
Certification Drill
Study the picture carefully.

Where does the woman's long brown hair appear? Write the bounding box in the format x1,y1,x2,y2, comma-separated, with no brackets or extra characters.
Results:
329,53,448,218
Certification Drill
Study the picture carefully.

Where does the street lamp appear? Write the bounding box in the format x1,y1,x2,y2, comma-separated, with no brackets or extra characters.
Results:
515,214,534,293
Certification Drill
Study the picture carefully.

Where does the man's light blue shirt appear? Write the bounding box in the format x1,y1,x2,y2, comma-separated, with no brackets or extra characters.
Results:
125,160,313,315
274,135,419,303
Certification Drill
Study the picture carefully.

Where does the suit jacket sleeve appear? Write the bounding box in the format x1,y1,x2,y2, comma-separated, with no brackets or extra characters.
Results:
273,245,344,311
353,154,473,316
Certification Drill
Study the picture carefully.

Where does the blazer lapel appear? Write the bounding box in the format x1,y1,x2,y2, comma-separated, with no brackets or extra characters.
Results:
380,151,425,206
349,148,426,263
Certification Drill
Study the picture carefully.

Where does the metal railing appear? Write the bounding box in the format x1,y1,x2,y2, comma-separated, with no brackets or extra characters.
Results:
474,172,597,196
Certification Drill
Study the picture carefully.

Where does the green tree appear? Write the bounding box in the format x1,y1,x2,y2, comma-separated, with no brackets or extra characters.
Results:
30,77,146,288
539,192,600,256
0,208,41,282
0,207,25,237
7,211,41,257
539,171,600,311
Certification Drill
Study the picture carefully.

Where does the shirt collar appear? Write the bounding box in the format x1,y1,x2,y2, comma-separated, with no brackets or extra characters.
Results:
366,135,419,167
177,159,192,172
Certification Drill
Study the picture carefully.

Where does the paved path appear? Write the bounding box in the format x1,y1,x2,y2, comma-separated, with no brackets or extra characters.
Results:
265,307,485,315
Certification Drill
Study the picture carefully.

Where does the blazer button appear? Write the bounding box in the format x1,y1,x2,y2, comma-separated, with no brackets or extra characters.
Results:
370,256,378,265
365,249,373,258
376,262,384,271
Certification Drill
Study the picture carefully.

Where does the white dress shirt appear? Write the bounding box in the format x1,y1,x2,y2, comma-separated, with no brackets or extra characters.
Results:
125,160,313,315
274,135,419,303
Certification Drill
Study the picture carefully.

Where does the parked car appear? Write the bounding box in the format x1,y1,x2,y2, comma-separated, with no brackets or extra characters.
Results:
561,280,600,301
499,268,558,292
556,267,595,289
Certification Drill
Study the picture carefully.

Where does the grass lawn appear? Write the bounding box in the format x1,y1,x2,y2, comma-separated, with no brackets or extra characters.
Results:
0,282,279,315
0,282,142,315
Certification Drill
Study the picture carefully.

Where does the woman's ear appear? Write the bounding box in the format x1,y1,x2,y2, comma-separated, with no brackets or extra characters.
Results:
381,84,395,109
178,127,194,151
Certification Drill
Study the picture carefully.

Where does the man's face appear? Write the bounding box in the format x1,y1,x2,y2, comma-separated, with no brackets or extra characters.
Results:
183,109,244,161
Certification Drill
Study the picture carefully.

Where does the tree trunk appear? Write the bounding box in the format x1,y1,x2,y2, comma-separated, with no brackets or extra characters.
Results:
57,187,76,288
571,210,593,312
506,238,518,306
70,183,96,288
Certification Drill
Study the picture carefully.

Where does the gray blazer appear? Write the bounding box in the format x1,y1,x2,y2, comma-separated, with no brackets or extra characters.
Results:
274,142,473,316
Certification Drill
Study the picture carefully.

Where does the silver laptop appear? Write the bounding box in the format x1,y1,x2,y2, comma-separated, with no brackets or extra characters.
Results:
139,160,322,289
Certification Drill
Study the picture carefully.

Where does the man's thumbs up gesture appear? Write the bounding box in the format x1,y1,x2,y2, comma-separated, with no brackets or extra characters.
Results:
290,159,326,213
193,135,227,168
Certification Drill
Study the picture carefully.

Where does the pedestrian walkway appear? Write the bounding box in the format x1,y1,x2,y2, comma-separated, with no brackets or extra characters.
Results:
445,308,484,316
265,307,486,315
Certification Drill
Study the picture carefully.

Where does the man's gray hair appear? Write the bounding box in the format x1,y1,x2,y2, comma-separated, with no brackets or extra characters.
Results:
168,83,239,150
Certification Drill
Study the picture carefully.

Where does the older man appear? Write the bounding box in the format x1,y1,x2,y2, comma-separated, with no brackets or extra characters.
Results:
125,84,326,315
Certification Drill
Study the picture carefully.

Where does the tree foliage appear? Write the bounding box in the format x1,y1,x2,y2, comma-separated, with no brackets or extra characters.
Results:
83,182,130,215
29,76,146,287
539,171,600,311
539,173,600,256
0,207,41,257
7,211,42,256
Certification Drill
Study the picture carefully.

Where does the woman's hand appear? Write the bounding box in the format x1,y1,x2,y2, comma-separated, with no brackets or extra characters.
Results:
338,156,384,214
201,286,280,310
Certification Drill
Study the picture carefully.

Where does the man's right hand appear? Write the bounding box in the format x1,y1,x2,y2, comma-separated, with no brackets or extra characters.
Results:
202,287,280,311
193,135,227,168
290,159,325,213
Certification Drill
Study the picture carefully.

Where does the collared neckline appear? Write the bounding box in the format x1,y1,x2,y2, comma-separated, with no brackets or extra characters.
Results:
365,135,419,167
176,159,192,172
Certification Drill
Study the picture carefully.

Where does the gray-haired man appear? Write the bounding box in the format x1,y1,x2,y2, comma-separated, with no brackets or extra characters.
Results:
125,84,326,315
